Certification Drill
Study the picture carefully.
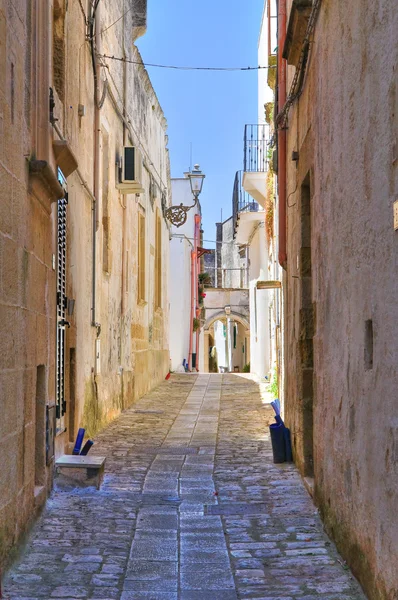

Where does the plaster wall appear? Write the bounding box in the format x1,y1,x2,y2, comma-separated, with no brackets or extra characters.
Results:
283,1,398,598
248,225,271,378
258,1,275,125
213,320,227,371
231,322,246,372
169,236,192,371
169,177,201,372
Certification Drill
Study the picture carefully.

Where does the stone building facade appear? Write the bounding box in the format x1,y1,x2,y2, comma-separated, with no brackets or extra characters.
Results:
277,0,398,598
0,0,170,568
0,0,60,567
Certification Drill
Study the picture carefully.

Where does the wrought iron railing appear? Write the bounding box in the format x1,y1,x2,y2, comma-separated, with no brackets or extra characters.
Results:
233,171,259,234
243,124,269,172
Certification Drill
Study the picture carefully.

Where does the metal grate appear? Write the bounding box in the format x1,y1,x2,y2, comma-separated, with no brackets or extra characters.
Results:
56,174,68,432
244,124,269,172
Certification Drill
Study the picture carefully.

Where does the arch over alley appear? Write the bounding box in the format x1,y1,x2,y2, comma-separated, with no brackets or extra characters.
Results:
200,288,250,373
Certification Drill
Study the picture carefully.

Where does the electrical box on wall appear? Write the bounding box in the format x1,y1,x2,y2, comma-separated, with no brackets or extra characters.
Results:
116,146,144,194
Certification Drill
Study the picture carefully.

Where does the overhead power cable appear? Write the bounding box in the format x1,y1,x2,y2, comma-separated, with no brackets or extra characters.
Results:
171,234,250,247
97,54,276,72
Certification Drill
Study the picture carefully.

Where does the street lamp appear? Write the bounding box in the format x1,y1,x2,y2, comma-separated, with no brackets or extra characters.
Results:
165,164,205,227
188,164,205,200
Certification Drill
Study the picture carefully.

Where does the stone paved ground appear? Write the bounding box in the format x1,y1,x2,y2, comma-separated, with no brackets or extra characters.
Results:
3,374,366,600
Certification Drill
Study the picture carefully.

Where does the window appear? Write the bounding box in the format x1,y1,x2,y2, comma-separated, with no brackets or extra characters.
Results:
138,212,146,302
155,213,162,308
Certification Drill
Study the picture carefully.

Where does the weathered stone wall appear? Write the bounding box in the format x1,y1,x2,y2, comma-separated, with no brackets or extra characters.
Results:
283,1,398,598
0,0,57,566
0,0,171,566
60,0,171,439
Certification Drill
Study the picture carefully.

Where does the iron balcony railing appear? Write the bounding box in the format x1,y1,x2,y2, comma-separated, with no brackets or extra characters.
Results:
244,124,269,172
232,170,259,235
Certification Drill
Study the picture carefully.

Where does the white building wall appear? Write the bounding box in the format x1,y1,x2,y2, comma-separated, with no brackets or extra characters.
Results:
169,236,191,371
231,322,246,371
169,177,200,371
258,2,275,125
214,321,227,371
248,225,271,378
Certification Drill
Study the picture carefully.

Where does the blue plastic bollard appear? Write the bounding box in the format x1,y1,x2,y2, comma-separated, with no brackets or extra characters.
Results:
80,440,94,456
269,423,286,463
73,428,85,455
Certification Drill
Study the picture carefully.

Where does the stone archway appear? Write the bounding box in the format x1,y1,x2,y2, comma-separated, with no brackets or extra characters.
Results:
204,310,250,333
202,311,250,373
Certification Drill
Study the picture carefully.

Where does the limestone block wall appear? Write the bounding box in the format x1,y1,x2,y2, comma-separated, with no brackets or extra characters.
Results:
0,0,171,566
0,0,57,566
57,0,171,439
283,1,398,598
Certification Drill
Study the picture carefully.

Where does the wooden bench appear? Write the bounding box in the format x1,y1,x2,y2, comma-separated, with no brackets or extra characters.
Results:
55,455,106,489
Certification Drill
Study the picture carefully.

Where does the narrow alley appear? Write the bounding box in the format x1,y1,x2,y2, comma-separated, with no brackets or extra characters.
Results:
4,375,365,600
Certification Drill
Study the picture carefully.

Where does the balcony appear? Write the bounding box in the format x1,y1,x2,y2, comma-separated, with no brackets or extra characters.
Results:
233,171,264,245
242,124,269,207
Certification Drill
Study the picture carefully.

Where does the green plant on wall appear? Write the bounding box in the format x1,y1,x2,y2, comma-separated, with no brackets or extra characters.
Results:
265,101,274,125
193,318,200,332
267,368,279,398
198,285,204,306
198,272,211,286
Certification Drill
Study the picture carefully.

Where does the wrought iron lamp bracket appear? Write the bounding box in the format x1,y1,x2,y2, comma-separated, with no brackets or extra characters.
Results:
165,196,199,228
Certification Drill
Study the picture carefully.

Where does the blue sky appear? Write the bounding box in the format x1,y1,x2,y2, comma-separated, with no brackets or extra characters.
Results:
137,0,264,246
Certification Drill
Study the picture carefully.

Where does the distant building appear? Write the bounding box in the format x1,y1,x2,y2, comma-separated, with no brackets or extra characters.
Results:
227,0,281,383
216,216,247,289
203,250,216,288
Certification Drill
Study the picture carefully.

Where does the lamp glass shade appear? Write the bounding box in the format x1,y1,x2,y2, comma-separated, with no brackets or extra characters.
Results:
189,166,205,197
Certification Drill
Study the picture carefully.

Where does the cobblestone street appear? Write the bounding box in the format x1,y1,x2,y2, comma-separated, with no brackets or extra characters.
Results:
4,374,366,600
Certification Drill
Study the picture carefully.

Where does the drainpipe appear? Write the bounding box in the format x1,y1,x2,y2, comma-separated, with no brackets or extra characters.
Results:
277,0,287,269
189,214,201,371
188,250,196,371
90,1,101,328
196,237,201,371
194,214,201,371
120,24,128,316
